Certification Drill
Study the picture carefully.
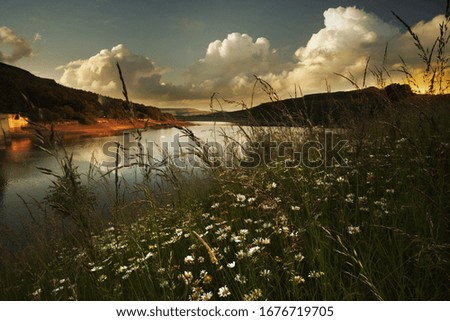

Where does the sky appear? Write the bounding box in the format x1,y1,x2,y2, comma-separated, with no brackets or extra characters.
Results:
0,0,447,110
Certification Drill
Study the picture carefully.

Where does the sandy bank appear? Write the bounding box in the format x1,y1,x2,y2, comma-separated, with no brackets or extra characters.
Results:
10,119,190,141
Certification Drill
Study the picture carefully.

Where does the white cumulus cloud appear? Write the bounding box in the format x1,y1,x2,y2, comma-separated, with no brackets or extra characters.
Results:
181,8,409,105
186,32,282,97
58,44,198,102
192,8,448,105
33,33,42,42
280,6,400,94
0,26,33,64
59,44,160,93
270,7,449,96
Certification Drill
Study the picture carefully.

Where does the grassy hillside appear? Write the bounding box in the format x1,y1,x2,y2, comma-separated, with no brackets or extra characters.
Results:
160,107,207,118
0,62,173,123
187,84,450,126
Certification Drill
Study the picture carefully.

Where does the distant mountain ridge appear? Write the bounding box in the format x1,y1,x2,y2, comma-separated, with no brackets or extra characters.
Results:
0,62,173,123
160,107,207,117
185,84,421,125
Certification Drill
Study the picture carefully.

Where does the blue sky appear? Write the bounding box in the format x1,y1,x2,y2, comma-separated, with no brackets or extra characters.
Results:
0,0,447,109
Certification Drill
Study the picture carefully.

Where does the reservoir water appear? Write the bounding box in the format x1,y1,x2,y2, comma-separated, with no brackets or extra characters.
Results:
0,122,236,233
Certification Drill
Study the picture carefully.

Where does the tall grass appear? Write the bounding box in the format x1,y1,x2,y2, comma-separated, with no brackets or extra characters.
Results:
393,3,450,93
2,87,448,301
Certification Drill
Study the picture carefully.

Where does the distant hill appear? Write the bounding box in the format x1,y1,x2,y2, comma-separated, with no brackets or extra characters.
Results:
185,84,421,126
0,62,173,124
160,107,208,118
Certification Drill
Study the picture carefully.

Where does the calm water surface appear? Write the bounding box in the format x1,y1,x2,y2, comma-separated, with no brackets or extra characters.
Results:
0,122,236,231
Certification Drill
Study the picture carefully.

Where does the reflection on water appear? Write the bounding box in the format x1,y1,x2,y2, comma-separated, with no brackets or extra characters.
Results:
0,163,6,207
7,138,33,163
10,138,33,153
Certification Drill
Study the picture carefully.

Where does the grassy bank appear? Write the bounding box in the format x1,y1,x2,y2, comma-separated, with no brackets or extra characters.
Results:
0,91,448,301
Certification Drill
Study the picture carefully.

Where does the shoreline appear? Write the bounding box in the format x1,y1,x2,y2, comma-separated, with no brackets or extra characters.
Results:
9,119,191,141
